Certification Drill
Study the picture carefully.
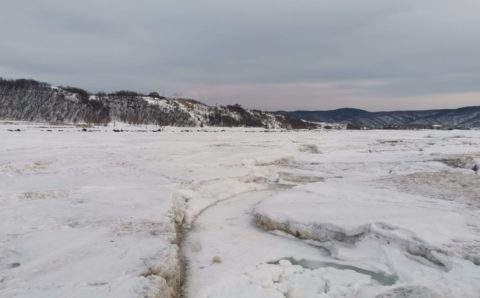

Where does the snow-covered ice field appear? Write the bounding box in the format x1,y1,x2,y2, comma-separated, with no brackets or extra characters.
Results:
1,122,480,298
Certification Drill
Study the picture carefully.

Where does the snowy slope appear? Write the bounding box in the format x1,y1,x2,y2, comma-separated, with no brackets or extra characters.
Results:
0,78,301,128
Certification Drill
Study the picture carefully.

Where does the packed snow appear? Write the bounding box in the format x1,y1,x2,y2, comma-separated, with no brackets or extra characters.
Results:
1,121,479,298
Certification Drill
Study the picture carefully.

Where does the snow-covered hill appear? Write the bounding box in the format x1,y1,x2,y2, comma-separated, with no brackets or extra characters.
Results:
284,106,480,129
0,78,306,129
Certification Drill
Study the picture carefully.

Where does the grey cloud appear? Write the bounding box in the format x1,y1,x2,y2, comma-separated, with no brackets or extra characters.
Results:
1,0,479,110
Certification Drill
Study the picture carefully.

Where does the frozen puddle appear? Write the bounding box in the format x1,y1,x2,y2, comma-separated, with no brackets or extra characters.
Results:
268,258,398,286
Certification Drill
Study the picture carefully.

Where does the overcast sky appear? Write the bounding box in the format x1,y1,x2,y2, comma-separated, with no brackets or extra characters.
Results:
1,0,479,111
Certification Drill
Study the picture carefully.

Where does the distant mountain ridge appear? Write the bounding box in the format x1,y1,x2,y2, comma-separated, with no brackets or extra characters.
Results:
282,106,480,129
0,77,307,129
2,77,478,129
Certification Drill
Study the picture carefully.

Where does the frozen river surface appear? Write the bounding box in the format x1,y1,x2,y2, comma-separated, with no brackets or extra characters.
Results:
1,122,479,298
